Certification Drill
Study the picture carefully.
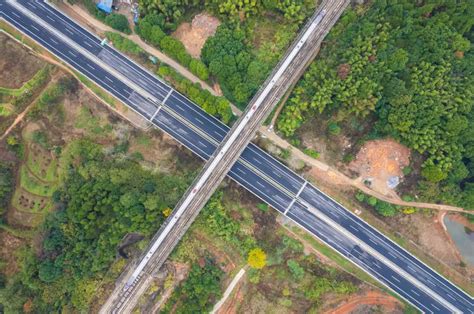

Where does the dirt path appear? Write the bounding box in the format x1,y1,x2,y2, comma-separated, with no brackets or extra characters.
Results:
211,267,246,314
259,127,469,213
35,4,469,214
323,290,401,314
0,102,35,141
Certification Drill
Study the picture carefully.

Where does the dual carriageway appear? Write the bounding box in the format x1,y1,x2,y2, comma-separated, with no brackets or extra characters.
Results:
0,1,472,313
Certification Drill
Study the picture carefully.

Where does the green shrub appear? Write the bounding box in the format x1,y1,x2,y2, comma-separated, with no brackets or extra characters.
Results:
105,14,131,34
287,259,305,280
355,192,365,202
328,121,341,136
374,201,397,217
367,196,377,207
303,148,320,158
189,59,209,81
257,203,268,212
402,166,412,176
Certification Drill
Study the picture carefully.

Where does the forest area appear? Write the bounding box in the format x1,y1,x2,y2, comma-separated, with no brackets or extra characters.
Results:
277,0,474,211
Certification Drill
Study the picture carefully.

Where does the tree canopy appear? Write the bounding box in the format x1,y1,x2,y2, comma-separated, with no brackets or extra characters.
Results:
0,140,190,312
277,0,474,208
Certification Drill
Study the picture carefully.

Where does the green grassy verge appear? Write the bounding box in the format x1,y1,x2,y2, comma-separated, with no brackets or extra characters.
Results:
19,166,56,197
75,71,117,108
0,65,49,97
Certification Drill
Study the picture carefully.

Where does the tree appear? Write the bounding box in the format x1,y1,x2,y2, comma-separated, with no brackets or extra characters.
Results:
38,260,61,283
247,248,267,269
189,59,209,81
105,14,131,34
162,260,223,313
421,165,448,183
374,201,397,217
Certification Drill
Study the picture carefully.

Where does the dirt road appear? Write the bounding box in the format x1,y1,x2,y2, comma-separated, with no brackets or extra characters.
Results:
323,290,402,314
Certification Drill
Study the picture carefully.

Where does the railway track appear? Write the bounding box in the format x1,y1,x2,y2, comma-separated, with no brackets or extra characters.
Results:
101,1,349,312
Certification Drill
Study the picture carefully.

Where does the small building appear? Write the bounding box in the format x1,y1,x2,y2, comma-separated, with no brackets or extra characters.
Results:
97,0,113,14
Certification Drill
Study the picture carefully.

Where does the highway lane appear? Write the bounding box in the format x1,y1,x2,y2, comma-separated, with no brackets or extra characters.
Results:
299,185,473,311
18,0,307,196
287,203,454,313
3,1,472,313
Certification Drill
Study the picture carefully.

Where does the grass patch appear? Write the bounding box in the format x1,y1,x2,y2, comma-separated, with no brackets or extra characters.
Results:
75,107,112,135
290,225,382,288
0,104,14,117
0,65,50,97
135,133,152,146
75,71,116,108
11,188,51,214
19,166,56,197
26,148,57,183
0,222,35,239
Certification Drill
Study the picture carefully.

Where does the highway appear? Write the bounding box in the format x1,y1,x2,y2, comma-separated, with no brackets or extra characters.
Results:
1,1,472,313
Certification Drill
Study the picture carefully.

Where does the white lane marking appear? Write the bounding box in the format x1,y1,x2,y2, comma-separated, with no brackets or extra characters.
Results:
195,118,204,125
30,25,40,32
68,50,77,57
10,11,21,18
105,76,114,83
284,181,308,215
252,157,262,165
348,224,358,232
65,27,74,35
84,40,93,48
368,238,378,245
237,167,246,175
46,15,55,22
388,251,398,259
411,289,420,297
391,275,401,283
87,63,95,70
149,89,173,122
256,181,266,188
50,38,58,45
431,304,441,311
198,140,207,148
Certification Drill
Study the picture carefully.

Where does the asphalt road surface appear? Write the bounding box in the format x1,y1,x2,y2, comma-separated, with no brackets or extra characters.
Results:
1,1,472,313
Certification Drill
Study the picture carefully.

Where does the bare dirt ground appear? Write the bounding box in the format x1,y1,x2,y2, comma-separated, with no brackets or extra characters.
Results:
322,290,402,314
349,139,410,196
393,212,473,278
0,33,45,89
173,13,220,58
0,230,25,276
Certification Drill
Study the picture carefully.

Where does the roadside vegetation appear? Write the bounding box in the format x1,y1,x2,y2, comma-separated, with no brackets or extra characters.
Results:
103,31,233,124
71,0,131,34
